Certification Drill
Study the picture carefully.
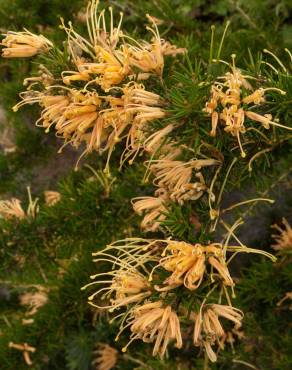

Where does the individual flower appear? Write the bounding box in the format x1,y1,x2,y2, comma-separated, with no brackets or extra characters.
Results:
142,124,177,155
92,343,118,370
120,82,166,165
82,238,161,311
204,56,290,157
161,40,187,56
271,218,292,252
8,342,36,366
192,304,243,362
148,158,218,205
0,187,39,220
22,318,35,326
60,0,125,74
44,191,61,206
125,14,173,77
1,30,53,58
91,238,161,269
20,288,48,316
122,301,182,358
149,158,214,190
0,198,25,220
62,52,130,90
132,189,169,232
82,268,152,311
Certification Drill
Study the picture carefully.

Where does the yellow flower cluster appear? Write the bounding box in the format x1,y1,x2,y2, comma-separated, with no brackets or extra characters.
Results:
83,237,275,361
132,153,220,231
2,0,185,171
59,0,185,88
14,83,165,170
204,56,291,157
154,241,234,290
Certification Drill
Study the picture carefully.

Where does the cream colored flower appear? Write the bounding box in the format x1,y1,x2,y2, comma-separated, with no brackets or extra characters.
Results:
272,218,292,252
20,289,48,316
148,158,218,205
122,301,182,358
133,147,216,231
132,190,169,232
193,304,243,362
120,83,166,166
124,84,165,126
0,198,25,220
125,15,185,78
125,16,164,77
82,268,151,312
22,318,35,325
92,343,118,370
0,115,16,154
142,124,176,154
44,191,61,206
82,238,162,318
13,92,69,130
1,30,52,58
91,238,161,270
56,96,100,144
0,187,38,220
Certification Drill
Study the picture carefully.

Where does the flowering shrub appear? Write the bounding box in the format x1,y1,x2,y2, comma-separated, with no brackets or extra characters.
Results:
0,1,291,369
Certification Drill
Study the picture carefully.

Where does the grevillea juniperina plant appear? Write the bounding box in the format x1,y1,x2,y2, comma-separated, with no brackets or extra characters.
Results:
1,0,291,369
